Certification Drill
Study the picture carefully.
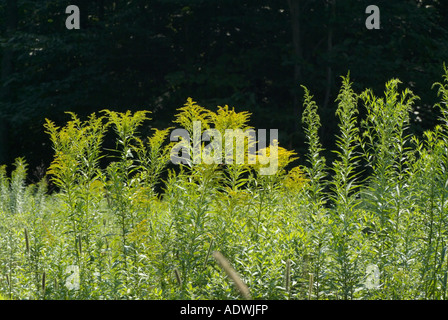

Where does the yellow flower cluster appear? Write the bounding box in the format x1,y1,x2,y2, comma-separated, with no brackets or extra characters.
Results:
210,104,252,133
171,98,300,177
255,140,298,175
283,166,308,192
173,97,212,133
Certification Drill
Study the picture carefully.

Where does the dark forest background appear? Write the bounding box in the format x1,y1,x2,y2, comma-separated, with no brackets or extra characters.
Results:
1,0,448,180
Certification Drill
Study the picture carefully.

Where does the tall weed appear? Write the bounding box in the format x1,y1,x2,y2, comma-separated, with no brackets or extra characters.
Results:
2,68,448,299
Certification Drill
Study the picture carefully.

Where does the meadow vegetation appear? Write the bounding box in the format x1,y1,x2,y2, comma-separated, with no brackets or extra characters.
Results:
1,68,448,300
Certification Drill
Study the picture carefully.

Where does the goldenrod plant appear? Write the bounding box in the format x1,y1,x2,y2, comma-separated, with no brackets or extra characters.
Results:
1,68,448,299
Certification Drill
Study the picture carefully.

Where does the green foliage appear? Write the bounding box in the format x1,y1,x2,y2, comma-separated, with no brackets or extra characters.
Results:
3,70,448,299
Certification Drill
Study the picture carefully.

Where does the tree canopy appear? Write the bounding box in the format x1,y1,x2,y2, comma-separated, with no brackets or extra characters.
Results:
1,0,448,173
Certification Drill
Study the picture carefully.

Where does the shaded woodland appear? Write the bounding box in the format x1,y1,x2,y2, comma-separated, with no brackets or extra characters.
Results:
1,0,448,174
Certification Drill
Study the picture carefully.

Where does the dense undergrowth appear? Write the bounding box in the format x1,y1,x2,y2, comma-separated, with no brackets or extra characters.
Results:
1,68,448,300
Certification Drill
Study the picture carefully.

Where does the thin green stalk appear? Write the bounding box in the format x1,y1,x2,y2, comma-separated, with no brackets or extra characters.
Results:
213,251,251,300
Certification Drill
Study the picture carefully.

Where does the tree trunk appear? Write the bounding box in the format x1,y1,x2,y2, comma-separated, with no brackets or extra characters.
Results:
287,0,303,134
322,0,335,141
98,0,104,20
323,26,333,111
323,0,335,111
0,0,18,165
